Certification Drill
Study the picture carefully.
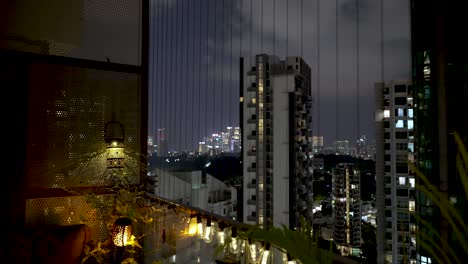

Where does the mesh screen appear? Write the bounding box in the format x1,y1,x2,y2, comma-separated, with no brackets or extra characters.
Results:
25,63,141,188
26,195,114,242
0,0,141,65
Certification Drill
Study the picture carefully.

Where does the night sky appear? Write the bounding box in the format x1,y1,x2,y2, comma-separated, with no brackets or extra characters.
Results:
149,0,411,151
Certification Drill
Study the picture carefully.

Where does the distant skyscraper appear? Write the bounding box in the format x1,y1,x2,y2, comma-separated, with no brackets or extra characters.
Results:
157,128,168,157
332,163,361,256
312,136,324,154
375,81,416,264
334,140,350,155
241,54,313,230
198,126,241,155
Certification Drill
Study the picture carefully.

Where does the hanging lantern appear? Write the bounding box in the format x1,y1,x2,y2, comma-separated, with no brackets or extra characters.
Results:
217,222,228,246
187,216,198,236
248,239,261,263
112,217,132,247
260,243,271,264
229,227,240,254
197,215,204,238
203,218,213,243
104,117,125,168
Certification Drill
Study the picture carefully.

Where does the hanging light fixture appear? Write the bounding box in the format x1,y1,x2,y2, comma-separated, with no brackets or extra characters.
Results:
260,243,271,264
248,239,261,263
203,218,213,243
229,227,240,254
104,115,125,169
187,216,198,236
217,222,227,246
112,217,132,247
197,215,204,238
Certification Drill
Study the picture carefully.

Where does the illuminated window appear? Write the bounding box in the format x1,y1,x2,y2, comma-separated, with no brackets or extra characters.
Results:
409,178,415,188
383,110,390,118
397,108,404,116
409,200,415,212
408,120,414,130
408,143,414,152
399,177,406,185
396,120,404,128
408,109,414,118
407,97,413,105
251,98,256,104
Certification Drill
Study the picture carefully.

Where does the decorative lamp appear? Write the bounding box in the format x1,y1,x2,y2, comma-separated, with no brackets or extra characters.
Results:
248,239,260,263
197,215,204,238
217,222,228,246
203,218,213,243
260,243,271,264
112,217,132,247
188,216,198,236
229,227,240,254
104,116,125,168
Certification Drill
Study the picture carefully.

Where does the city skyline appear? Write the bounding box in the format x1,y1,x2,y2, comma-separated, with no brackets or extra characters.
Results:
149,0,411,151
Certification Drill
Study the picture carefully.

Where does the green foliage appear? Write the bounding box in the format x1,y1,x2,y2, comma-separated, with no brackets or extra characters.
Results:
83,170,160,264
410,132,468,264
238,219,333,264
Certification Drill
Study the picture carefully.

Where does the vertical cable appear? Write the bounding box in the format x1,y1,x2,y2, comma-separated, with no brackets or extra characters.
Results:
273,0,276,56
286,0,289,59
213,0,218,146
191,0,197,154
204,0,211,207
261,0,264,53
162,0,169,195
149,0,154,137
198,0,203,155
175,0,181,198
197,0,204,206
250,0,252,67
229,0,233,131
380,0,384,83
317,0,321,138
221,0,225,144
335,0,339,142
184,0,190,153
301,0,304,57
356,0,360,145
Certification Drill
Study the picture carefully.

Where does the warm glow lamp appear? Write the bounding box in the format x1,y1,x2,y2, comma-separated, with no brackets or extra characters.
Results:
104,116,125,169
260,243,271,264
249,239,260,263
112,217,132,247
197,215,204,238
230,227,242,255
188,216,198,236
203,218,213,243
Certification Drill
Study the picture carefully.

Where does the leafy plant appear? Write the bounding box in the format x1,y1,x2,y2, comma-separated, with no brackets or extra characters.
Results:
237,218,334,264
409,132,468,264
82,168,160,264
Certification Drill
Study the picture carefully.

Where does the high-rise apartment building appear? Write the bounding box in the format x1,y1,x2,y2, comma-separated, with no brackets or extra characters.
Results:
411,1,468,263
332,163,361,256
241,54,313,230
375,81,416,264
